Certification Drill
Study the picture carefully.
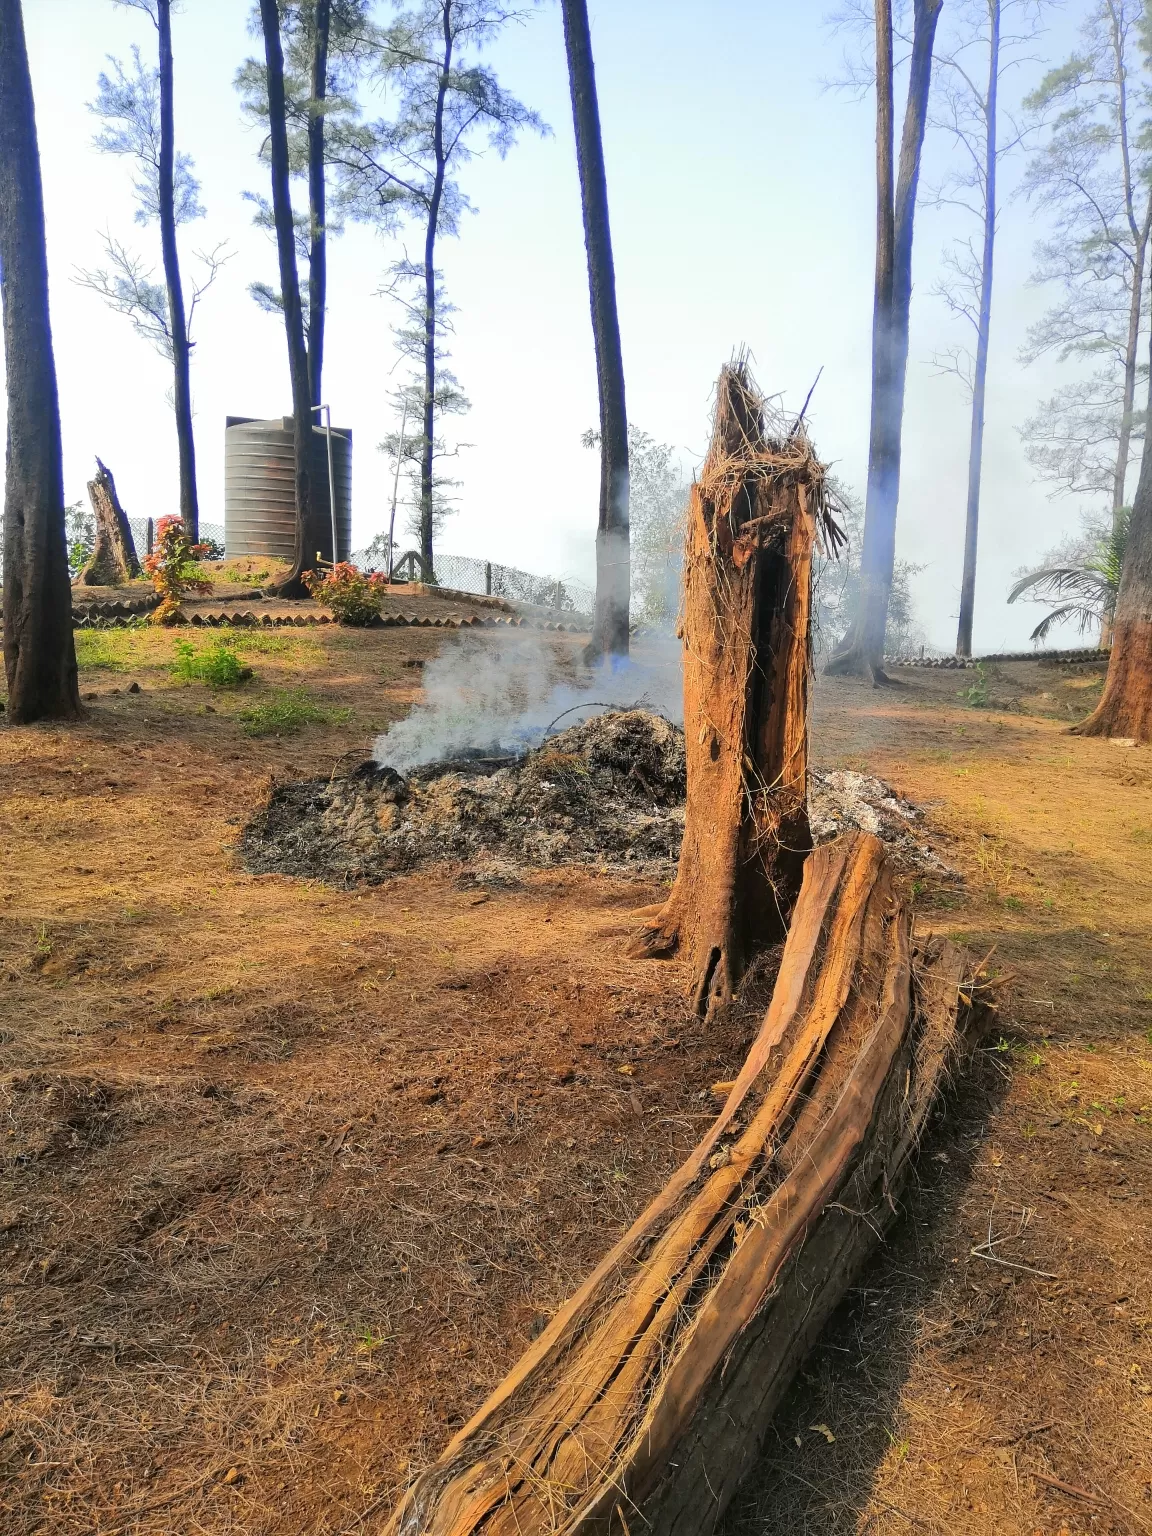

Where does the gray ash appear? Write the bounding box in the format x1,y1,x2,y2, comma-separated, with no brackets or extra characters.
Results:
240,710,687,887
240,711,953,889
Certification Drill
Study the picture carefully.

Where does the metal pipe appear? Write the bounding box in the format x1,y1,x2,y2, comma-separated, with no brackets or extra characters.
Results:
311,403,339,564
387,396,409,581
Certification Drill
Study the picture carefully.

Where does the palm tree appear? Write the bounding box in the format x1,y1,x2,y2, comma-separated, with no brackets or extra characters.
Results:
1008,510,1128,641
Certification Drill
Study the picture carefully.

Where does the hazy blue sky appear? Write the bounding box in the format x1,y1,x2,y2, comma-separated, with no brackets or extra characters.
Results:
12,1,1103,650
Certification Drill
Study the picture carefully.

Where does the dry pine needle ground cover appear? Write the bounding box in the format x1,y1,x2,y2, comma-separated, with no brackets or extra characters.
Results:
0,630,1149,1536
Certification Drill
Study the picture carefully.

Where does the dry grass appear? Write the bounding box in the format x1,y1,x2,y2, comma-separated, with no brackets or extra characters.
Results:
0,618,741,1535
724,657,1152,1536
2,638,1151,1535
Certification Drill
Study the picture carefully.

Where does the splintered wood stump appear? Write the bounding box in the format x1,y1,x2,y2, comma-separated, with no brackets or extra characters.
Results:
76,457,141,586
384,832,979,1536
628,358,840,1015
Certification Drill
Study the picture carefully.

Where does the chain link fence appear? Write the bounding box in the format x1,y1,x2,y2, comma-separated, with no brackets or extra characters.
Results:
126,518,226,559
348,541,593,618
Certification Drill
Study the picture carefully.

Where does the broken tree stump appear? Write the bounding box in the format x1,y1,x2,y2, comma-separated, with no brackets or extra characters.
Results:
76,457,141,586
384,831,983,1536
628,356,842,1014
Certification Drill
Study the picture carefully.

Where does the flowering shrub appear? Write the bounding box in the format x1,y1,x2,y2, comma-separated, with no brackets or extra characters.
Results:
144,515,212,625
304,562,388,625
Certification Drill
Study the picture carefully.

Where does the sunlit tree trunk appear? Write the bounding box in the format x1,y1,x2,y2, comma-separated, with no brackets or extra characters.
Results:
1075,302,1152,741
259,0,318,598
0,0,81,723
561,0,629,659
827,0,941,682
156,0,198,542
307,0,330,411
955,0,999,658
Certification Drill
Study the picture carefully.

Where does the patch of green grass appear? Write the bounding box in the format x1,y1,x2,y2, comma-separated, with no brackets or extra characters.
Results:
237,688,351,736
171,640,253,688
74,630,136,671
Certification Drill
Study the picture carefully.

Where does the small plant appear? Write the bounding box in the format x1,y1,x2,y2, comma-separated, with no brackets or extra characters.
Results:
144,515,213,624
304,562,388,625
237,688,351,736
960,662,990,709
171,640,253,688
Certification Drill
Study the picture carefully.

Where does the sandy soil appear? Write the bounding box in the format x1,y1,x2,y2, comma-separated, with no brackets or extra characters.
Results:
1,634,1150,1536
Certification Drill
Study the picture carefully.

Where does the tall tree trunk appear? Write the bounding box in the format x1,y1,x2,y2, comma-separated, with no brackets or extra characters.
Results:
1073,287,1152,742
956,0,998,659
628,360,827,1016
307,0,330,411
419,2,452,574
561,0,630,660
0,0,81,724
259,0,317,599
826,0,942,683
156,0,198,543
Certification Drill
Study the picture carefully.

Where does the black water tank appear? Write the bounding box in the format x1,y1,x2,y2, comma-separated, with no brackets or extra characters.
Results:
224,415,352,563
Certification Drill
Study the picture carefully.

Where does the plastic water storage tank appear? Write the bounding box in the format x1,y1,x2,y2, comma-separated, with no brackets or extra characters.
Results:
224,415,352,563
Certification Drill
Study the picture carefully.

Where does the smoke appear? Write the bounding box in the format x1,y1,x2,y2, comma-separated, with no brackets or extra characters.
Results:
373,630,684,771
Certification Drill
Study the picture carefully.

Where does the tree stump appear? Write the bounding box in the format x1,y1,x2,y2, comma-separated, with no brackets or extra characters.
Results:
76,458,141,586
628,357,841,1015
383,832,984,1536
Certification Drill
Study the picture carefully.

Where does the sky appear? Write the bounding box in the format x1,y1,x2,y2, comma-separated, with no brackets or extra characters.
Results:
9,0,1109,653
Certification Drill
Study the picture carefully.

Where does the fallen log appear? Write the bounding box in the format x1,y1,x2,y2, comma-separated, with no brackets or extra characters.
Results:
76,457,140,586
385,831,983,1536
627,356,843,1015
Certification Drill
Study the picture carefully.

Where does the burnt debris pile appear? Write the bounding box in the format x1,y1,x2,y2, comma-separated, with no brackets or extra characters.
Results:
240,710,953,889
240,710,688,887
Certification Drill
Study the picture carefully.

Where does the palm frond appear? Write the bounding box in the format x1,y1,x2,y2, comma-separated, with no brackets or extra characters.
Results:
1008,564,1111,604
1029,601,1101,641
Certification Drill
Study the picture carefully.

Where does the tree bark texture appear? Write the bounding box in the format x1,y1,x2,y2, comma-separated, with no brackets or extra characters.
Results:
307,0,330,410
260,0,317,599
1073,328,1152,741
384,832,980,1536
77,458,141,586
420,3,452,573
156,0,199,542
561,0,630,660
628,360,833,1016
827,0,942,681
0,0,81,724
956,0,999,659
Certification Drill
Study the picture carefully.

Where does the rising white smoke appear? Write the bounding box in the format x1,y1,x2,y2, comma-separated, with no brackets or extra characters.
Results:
373,629,684,771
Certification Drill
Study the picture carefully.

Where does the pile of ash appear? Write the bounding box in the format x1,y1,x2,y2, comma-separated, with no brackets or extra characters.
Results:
809,769,953,876
240,712,952,888
240,710,687,887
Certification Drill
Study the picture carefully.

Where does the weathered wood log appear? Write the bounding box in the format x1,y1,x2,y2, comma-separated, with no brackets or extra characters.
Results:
76,457,141,586
384,831,981,1536
627,357,842,1015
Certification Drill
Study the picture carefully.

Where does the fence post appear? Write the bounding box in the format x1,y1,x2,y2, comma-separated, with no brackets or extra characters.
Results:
485,561,492,596
146,517,154,556
553,579,562,610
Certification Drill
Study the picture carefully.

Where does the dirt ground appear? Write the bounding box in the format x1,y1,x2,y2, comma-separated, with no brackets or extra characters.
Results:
2,632,1150,1536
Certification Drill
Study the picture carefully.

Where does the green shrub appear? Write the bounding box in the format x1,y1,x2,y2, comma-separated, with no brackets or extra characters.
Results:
171,640,253,688
960,663,989,709
304,562,388,625
237,688,351,736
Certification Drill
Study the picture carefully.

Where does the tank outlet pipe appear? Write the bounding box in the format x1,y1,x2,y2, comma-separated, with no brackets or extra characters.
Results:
311,404,338,565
